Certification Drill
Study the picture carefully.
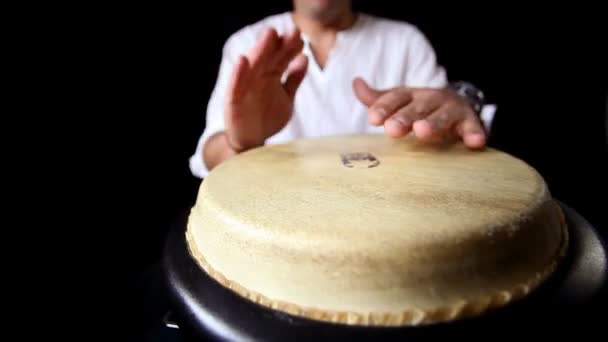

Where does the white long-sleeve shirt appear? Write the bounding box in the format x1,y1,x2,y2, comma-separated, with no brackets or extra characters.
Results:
189,12,494,178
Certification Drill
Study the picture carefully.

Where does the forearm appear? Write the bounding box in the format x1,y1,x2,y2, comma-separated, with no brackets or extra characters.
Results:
202,131,237,171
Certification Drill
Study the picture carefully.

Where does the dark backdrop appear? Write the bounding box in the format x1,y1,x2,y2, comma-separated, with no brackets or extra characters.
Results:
111,0,607,307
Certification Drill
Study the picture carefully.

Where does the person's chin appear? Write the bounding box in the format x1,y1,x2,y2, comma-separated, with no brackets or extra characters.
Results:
308,0,344,17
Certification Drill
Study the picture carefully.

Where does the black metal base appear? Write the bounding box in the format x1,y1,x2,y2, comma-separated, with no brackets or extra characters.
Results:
162,202,607,341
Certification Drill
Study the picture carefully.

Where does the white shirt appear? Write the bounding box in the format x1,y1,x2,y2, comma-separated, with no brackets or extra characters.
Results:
189,12,494,178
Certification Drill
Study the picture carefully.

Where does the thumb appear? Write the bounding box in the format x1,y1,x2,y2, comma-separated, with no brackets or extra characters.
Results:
352,77,385,107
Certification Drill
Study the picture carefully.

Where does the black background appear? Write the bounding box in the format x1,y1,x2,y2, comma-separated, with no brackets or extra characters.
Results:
84,1,607,336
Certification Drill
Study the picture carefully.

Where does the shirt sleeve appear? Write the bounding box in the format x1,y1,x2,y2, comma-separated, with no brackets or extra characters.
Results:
404,28,448,89
189,34,244,179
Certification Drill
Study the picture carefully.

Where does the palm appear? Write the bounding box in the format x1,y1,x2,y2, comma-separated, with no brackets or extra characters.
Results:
225,28,308,151
227,70,293,148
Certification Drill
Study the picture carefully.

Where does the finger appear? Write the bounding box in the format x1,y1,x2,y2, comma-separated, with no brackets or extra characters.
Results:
352,77,388,107
226,55,251,105
455,115,487,149
275,29,304,71
384,116,413,138
284,54,308,98
413,105,463,141
412,121,444,143
248,28,280,70
368,88,413,126
383,101,439,138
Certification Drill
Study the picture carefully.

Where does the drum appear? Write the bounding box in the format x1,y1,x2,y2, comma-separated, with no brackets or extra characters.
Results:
163,134,607,340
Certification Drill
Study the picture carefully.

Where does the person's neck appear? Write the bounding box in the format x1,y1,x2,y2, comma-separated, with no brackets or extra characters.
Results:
291,10,356,41
291,10,356,69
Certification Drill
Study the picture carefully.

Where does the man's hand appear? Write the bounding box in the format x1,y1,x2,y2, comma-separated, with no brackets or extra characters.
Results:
353,78,486,149
225,28,308,152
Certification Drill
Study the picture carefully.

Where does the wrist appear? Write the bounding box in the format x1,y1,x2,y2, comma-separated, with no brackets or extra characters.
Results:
448,81,485,115
224,132,264,154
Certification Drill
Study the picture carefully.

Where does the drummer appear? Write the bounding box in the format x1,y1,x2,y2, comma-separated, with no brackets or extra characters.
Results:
190,0,491,179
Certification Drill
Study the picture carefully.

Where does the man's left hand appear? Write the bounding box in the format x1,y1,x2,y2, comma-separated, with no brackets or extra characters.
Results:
353,78,486,149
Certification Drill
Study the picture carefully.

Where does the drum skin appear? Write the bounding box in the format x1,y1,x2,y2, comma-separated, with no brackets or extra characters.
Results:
186,134,567,326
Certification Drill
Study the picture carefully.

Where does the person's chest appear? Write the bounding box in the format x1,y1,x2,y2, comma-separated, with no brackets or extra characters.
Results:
283,34,406,138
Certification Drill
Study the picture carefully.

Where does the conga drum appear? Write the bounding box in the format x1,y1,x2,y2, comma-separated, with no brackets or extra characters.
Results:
163,134,607,340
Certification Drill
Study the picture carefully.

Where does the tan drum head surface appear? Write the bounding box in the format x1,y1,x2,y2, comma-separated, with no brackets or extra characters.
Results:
186,134,568,326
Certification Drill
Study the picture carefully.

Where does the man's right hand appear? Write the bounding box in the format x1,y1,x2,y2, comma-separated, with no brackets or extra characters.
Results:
224,28,308,152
